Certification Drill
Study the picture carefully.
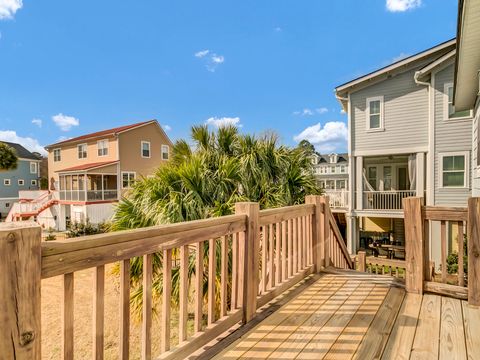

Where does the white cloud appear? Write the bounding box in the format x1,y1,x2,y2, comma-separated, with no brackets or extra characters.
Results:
163,124,172,131
386,0,421,12
195,49,210,58
293,107,329,116
205,116,242,128
52,113,79,131
294,121,348,153
195,50,225,72
0,0,22,20
32,118,42,128
0,130,47,155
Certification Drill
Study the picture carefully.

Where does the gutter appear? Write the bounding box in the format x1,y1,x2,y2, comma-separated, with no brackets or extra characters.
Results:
414,71,430,87
335,93,349,112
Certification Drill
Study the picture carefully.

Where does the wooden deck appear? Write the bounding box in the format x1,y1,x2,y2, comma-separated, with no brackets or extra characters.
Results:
210,270,480,360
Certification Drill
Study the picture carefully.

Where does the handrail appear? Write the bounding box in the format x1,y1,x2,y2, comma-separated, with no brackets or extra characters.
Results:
326,205,353,269
258,203,314,226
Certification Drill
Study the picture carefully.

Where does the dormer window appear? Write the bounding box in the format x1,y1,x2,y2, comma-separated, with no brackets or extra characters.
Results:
329,154,338,163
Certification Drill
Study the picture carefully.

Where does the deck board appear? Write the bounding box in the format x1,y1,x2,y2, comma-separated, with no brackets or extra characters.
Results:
209,271,480,360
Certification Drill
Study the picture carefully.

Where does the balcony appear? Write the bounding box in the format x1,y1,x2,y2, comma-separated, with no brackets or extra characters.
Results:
59,189,118,201
58,174,118,202
324,189,349,209
363,190,416,210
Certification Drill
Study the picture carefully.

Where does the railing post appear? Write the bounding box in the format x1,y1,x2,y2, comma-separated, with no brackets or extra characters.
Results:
0,222,42,359
235,202,259,323
306,195,323,272
321,196,330,267
468,197,480,306
358,251,366,272
403,197,424,295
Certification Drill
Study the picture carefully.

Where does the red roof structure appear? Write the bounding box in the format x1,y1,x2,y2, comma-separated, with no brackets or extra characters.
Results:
56,161,119,172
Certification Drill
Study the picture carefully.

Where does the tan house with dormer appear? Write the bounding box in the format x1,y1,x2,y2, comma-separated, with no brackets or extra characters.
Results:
8,119,172,230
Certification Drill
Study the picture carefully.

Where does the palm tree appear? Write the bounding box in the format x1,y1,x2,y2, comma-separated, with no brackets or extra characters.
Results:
110,125,321,315
0,143,18,171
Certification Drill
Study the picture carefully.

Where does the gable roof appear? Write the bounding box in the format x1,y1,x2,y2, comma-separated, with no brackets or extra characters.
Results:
315,153,348,164
45,120,159,149
0,141,41,160
335,39,456,99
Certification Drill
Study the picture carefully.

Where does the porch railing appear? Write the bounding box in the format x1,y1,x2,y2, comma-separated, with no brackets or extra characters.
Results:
59,189,118,201
324,189,349,209
0,195,351,359
363,190,416,210
403,197,480,306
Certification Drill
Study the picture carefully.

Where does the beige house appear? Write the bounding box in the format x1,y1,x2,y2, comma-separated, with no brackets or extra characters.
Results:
9,120,172,230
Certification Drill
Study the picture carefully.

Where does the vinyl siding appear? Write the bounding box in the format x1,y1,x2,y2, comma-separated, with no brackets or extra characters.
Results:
433,63,473,206
351,67,429,153
0,159,40,198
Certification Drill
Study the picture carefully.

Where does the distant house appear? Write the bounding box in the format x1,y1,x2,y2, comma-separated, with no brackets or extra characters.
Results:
7,119,173,230
0,142,41,218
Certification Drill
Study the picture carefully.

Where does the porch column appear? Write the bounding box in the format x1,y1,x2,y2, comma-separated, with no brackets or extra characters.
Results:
356,156,363,210
416,152,425,198
348,156,355,212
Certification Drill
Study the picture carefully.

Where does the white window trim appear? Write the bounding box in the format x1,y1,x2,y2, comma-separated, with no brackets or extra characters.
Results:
77,143,88,159
97,139,109,157
4,179,11,186
53,148,61,162
161,144,170,160
141,141,151,158
443,83,473,121
30,162,37,174
439,151,469,189
31,179,37,186
365,96,385,132
121,171,136,189
18,179,25,186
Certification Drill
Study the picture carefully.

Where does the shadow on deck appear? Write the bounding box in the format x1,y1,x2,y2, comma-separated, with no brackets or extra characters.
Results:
196,269,479,360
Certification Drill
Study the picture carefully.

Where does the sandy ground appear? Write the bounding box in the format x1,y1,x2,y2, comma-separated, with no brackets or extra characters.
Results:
41,264,185,360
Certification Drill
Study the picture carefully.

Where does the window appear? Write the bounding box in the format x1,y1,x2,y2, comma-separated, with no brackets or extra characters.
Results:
53,149,61,162
5,203,9,208
30,162,38,174
341,165,346,173
4,179,11,186
31,179,37,186
367,167,377,190
366,96,384,130
325,180,335,189
444,83,472,120
336,180,346,189
161,145,169,160
122,172,136,189
18,179,25,186
383,166,392,191
440,153,468,188
97,140,108,156
331,166,336,173
319,180,325,189
78,144,87,159
141,141,151,158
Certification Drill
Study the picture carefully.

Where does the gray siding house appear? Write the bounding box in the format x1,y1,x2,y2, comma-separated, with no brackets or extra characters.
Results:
335,39,474,255
0,142,41,218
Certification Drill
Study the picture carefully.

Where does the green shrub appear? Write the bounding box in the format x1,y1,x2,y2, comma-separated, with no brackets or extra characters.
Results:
67,219,107,238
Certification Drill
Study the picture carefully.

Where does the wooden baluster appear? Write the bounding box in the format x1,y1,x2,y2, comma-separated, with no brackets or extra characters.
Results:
119,259,130,360
93,266,104,360
458,221,464,287
281,220,287,282
293,217,298,273
441,220,447,283
231,234,238,310
275,222,281,285
195,241,204,333
304,216,308,267
208,238,216,325
268,223,274,289
221,236,228,317
300,216,305,269
403,197,424,295
288,219,293,277
142,254,152,360
63,273,74,360
261,226,267,293
162,249,172,353
179,245,188,342
423,219,431,281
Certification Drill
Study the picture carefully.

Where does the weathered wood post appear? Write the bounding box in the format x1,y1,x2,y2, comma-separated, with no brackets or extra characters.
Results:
357,251,366,272
403,197,424,294
306,195,324,272
0,222,42,359
320,196,330,267
468,197,480,306
235,202,259,323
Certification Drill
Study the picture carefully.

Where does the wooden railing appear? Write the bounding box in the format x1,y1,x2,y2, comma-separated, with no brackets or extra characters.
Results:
0,195,351,359
324,189,349,209
403,197,480,306
356,252,406,279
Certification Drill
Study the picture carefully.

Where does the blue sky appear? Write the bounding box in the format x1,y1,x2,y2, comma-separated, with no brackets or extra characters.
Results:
0,0,458,155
